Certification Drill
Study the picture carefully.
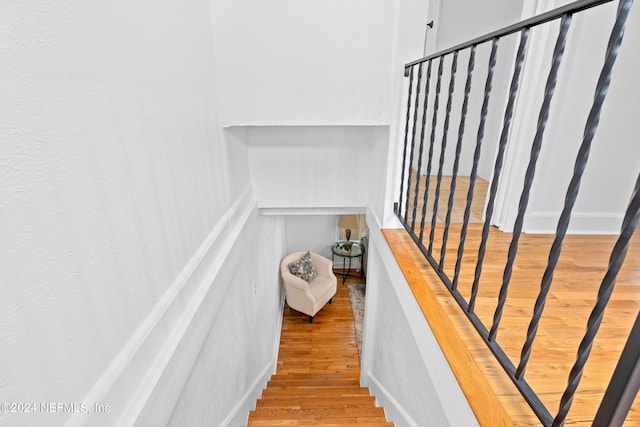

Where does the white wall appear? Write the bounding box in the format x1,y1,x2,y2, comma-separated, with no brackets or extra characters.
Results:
432,0,525,52
285,216,339,260
360,211,479,426
0,1,286,426
209,0,397,126
168,214,286,427
382,0,433,227
244,125,388,212
495,1,640,233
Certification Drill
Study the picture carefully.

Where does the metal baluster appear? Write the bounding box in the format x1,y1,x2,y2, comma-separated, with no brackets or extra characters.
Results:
411,61,434,232
419,56,445,242
398,65,415,221
552,5,640,426
404,63,424,223
517,0,633,383
452,38,500,291
489,14,573,342
440,46,476,270
468,28,530,314
593,310,640,427
428,52,459,260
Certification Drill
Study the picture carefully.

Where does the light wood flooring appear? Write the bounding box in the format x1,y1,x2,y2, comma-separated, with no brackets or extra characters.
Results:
384,221,640,425
247,277,392,427
403,172,489,227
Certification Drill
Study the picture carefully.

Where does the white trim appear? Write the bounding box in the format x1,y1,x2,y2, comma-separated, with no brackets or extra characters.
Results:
360,209,381,382
66,188,256,427
525,211,624,234
259,206,366,216
272,291,286,374
366,372,418,427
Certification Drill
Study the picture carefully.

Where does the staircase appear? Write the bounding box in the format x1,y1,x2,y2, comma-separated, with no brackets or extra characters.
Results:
247,373,391,426
247,276,391,426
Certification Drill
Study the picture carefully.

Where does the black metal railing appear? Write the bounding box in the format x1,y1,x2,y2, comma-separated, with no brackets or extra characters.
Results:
394,0,638,425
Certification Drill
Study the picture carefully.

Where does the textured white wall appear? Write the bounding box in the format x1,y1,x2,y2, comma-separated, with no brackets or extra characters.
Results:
433,0,525,51
0,0,493,425
285,216,338,260
0,0,260,425
209,0,396,126
244,126,387,210
168,214,286,427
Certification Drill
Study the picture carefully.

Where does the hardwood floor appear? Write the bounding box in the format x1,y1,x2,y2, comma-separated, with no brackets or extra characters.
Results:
391,170,640,424
247,277,392,427
384,224,640,426
404,172,489,227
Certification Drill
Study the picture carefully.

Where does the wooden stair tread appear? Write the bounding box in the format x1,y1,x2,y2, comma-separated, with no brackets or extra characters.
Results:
269,373,359,381
249,407,386,418
255,396,376,408
247,420,393,427
260,386,373,397
266,378,361,387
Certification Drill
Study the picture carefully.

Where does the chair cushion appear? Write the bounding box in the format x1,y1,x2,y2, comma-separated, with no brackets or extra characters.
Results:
288,251,318,282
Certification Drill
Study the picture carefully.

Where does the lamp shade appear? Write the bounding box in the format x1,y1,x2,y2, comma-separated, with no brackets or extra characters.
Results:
338,215,360,230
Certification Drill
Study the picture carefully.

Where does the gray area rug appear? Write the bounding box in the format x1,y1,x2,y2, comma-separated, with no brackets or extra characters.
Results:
347,283,365,361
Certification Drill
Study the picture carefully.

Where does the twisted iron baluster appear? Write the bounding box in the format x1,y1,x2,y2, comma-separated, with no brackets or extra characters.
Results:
398,65,415,220
452,38,500,291
517,0,634,383
468,28,530,314
429,51,459,260
404,63,423,223
419,56,445,242
593,310,640,426
440,46,476,271
411,61,434,232
489,14,573,341
555,174,640,426
553,4,636,425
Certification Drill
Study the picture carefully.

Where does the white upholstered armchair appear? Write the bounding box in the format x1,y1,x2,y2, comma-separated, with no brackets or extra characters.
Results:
280,252,337,323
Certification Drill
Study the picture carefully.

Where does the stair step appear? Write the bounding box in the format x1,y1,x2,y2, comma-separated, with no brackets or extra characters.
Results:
269,373,358,381
247,419,393,427
248,406,387,420
255,395,376,409
260,386,372,398
267,377,361,388
248,281,390,426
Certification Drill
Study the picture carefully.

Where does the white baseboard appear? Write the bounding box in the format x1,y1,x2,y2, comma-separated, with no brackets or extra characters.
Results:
524,211,624,234
366,372,418,427
66,188,257,427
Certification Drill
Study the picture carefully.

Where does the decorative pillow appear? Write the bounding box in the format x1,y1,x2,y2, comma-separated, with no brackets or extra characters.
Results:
288,251,318,282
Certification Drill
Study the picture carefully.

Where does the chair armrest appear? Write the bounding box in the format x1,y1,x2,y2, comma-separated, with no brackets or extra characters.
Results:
310,253,335,278
282,271,311,291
